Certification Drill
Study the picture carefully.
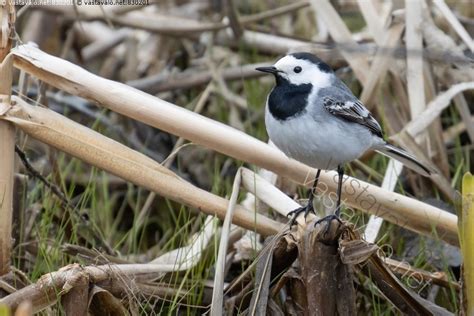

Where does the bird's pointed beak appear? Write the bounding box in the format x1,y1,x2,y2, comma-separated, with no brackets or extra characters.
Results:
256,66,280,74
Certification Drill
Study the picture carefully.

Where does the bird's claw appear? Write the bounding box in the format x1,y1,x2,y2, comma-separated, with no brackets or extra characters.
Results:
287,203,315,226
314,214,342,236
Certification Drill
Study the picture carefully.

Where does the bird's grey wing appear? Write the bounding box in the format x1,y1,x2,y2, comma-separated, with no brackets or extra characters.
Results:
322,94,383,138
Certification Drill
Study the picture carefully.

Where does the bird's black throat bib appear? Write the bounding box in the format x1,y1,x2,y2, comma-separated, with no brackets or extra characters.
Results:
268,78,312,121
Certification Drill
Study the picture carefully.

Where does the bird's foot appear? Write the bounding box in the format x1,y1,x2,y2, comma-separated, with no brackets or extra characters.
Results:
287,203,315,226
314,214,342,236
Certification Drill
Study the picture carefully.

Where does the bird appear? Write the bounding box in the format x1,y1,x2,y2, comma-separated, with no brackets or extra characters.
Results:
256,52,435,228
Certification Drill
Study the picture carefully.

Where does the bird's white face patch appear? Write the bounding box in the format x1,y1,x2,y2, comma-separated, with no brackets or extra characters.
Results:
273,55,332,88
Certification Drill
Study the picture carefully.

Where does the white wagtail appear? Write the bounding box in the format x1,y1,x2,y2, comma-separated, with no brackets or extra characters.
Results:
256,52,434,227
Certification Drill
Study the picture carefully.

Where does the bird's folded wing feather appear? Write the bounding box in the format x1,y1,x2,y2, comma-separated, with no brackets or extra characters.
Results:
323,96,383,138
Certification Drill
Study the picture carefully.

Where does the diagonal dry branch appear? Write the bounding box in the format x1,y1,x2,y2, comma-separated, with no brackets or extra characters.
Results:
128,62,268,94
401,82,474,138
359,22,405,106
0,96,283,236
433,0,474,52
309,0,370,85
10,45,459,246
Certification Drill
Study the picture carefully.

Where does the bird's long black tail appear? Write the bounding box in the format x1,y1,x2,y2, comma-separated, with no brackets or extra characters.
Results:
376,143,435,177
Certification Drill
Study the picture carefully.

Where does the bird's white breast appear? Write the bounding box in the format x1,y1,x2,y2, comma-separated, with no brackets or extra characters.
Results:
265,101,379,170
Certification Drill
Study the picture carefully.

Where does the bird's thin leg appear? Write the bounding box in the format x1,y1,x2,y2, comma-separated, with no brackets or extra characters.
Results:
287,169,321,225
335,165,344,217
314,165,343,233
306,169,321,213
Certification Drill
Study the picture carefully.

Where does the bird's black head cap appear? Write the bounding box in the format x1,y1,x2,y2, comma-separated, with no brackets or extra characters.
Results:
290,52,333,73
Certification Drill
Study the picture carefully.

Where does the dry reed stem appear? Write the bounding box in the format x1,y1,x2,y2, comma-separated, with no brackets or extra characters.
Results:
360,9,404,242
340,233,451,314
0,96,283,236
423,64,452,178
0,261,213,313
128,62,267,93
240,167,311,228
10,45,459,245
149,216,215,270
299,221,356,315
405,0,426,121
82,29,130,62
35,1,310,36
433,0,474,52
2,218,217,313
395,131,456,201
0,50,14,276
383,257,459,290
359,22,405,106
211,169,241,316
364,159,403,243
356,0,390,44
240,0,309,25
361,252,449,315
248,236,279,315
443,117,474,143
452,89,474,143
216,29,338,59
60,271,89,315
421,14,474,142
402,82,474,138
88,286,128,315
0,111,14,275
309,0,369,85
133,83,213,237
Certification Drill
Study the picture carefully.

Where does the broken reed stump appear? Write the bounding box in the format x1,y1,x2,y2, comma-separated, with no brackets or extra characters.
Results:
245,219,356,315
298,219,356,316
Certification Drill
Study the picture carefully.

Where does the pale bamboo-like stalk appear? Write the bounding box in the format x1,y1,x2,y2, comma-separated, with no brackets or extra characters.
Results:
402,82,474,138
216,29,321,56
240,167,310,227
0,47,14,276
149,216,216,271
358,9,404,241
421,13,474,143
211,169,241,316
405,0,426,120
364,160,403,243
82,29,130,62
433,0,474,52
308,0,369,85
0,115,14,275
356,0,390,44
359,22,404,106
11,45,459,246
0,96,283,237
133,83,213,238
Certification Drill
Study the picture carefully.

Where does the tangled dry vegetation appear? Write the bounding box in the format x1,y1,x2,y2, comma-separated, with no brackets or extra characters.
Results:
0,0,473,315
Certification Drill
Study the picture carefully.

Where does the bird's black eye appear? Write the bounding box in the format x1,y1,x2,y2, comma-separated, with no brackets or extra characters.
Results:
293,66,302,73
